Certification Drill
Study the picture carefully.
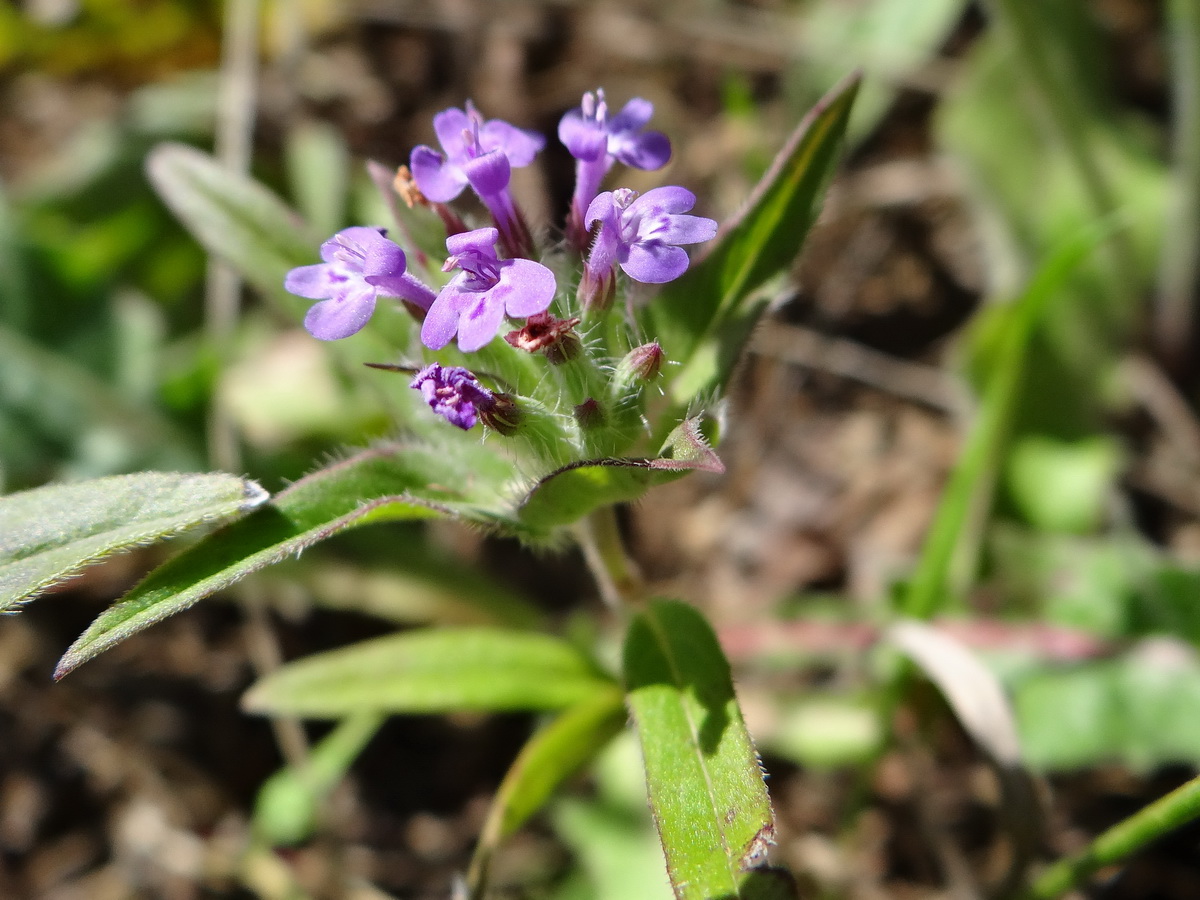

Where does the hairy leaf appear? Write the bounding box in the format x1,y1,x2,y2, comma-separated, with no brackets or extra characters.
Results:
1,472,266,611
644,73,860,409
147,142,317,307
625,600,774,900
242,628,614,717
517,419,723,535
55,443,515,678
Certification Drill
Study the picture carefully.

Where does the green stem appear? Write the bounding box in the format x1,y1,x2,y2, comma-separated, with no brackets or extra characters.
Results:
575,505,645,608
1025,772,1200,899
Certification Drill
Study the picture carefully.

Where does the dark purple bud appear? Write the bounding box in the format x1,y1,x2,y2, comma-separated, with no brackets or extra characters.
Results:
573,398,606,430
410,363,496,430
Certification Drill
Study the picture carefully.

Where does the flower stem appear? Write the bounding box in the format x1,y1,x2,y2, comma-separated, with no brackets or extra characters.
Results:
1025,772,1200,899
575,505,645,608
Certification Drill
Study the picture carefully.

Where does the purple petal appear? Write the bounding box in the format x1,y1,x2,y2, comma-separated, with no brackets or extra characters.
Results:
367,271,436,310
456,291,507,352
584,191,618,231
621,242,690,284
410,145,467,202
479,119,545,166
464,149,511,197
421,288,468,349
558,112,608,162
432,107,472,163
631,185,697,217
303,284,377,340
346,228,407,278
495,259,557,317
656,213,718,246
611,129,671,170
446,227,500,258
608,97,655,132
285,263,344,299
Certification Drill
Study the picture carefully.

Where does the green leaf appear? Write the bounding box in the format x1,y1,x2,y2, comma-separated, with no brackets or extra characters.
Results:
253,712,383,846
54,443,515,678
242,628,615,717
901,224,1111,620
644,73,859,408
284,120,349,239
1004,434,1121,534
624,599,774,900
146,142,318,306
517,419,723,535
468,686,626,898
1012,645,1200,771
0,324,200,483
1,472,267,611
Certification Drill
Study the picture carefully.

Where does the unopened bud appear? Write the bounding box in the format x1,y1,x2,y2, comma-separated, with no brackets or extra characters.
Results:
577,265,616,314
619,341,665,383
480,392,523,436
573,397,607,430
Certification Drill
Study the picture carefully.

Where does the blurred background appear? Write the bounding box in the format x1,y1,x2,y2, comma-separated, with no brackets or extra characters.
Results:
6,0,1200,898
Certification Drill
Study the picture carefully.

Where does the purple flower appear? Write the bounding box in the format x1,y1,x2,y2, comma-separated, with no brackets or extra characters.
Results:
582,187,716,301
559,90,671,250
410,363,495,430
410,102,544,257
285,227,436,340
421,227,556,352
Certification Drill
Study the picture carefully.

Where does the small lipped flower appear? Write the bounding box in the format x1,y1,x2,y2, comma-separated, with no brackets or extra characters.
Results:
579,187,717,311
559,90,671,251
285,227,436,340
422,227,556,353
410,102,543,257
410,363,497,430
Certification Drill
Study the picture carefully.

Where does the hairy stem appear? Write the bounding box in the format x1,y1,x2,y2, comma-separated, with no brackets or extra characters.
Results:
576,505,645,608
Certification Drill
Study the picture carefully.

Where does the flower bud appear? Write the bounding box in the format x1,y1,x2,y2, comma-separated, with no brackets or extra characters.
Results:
480,392,523,436
618,341,664,382
573,397,607,430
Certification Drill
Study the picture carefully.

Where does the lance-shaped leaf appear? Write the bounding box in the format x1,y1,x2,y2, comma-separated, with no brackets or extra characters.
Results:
54,443,516,679
517,419,723,535
242,628,615,717
624,599,774,900
643,73,860,409
254,712,384,847
467,686,627,899
147,142,317,307
1,472,267,612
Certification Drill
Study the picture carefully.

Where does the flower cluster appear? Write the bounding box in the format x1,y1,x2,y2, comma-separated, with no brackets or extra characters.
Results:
284,91,717,436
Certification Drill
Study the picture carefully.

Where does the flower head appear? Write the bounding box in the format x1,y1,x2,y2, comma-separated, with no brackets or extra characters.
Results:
410,102,544,204
421,228,557,352
559,90,671,169
410,363,495,430
585,186,717,285
559,90,671,251
284,227,435,340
